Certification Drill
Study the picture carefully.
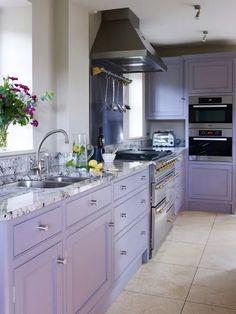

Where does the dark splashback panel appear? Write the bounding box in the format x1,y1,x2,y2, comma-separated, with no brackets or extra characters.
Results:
90,73,123,145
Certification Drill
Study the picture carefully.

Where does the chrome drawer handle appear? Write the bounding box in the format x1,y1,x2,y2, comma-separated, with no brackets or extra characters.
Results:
167,219,173,223
121,213,127,218
141,175,146,180
141,199,146,204
108,222,114,227
37,224,49,232
140,230,146,236
90,199,97,205
57,257,67,265
120,250,127,255
120,185,127,190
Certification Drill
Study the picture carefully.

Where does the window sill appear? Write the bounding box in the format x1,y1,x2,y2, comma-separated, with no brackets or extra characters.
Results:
0,149,35,158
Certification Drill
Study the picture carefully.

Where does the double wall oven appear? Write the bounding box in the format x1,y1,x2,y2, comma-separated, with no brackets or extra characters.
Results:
189,96,233,162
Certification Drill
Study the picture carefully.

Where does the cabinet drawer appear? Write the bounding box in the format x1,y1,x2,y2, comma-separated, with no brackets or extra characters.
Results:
14,206,62,256
114,189,149,235
113,169,149,200
114,215,148,280
66,185,112,227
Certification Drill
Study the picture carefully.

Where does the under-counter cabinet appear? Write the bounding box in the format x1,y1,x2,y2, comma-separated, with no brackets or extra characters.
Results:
14,243,63,314
188,162,233,213
146,57,185,120
0,166,150,314
186,57,233,94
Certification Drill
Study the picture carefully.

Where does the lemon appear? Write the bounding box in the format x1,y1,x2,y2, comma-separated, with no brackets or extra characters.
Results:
72,145,80,153
96,163,103,171
88,159,98,168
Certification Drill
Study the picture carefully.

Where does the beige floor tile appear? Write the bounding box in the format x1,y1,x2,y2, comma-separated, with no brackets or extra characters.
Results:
214,213,236,226
125,261,196,300
166,224,211,244
188,268,236,309
175,211,216,226
152,240,205,267
106,291,184,314
207,225,236,246
182,302,236,314
199,243,236,271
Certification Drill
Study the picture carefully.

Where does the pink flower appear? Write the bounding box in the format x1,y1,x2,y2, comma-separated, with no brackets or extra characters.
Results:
9,76,18,81
30,119,39,127
11,88,21,92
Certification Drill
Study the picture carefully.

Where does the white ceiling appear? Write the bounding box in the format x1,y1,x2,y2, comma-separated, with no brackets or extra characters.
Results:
76,0,236,46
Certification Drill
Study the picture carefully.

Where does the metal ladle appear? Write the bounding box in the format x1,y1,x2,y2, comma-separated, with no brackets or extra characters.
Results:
122,82,131,110
116,80,125,113
104,75,110,110
111,79,119,111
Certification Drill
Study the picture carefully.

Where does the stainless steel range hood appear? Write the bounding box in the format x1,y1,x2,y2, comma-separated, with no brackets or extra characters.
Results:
91,8,167,73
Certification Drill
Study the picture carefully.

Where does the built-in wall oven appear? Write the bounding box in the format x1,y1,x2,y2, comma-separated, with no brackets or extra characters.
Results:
189,96,233,162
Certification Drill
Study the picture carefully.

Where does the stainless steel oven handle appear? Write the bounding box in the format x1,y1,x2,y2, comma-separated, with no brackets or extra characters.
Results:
154,199,174,214
155,174,175,190
193,105,227,108
193,137,227,141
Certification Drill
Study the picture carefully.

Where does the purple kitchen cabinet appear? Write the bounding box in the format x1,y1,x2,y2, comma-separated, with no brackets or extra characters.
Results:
146,57,185,120
188,163,232,201
186,58,233,94
14,242,63,314
66,209,112,314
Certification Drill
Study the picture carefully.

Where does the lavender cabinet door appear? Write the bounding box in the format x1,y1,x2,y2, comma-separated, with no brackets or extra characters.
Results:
66,210,112,314
14,242,63,314
146,57,185,119
188,163,232,201
187,59,233,94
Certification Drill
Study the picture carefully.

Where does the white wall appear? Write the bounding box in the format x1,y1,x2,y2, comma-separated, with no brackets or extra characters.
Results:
55,0,90,151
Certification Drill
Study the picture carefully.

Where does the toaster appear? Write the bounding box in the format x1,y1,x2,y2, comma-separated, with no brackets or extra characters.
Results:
152,131,175,147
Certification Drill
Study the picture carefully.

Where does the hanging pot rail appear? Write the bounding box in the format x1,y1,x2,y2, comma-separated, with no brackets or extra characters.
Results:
92,67,132,84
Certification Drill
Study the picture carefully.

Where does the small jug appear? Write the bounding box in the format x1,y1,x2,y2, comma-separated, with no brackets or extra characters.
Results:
72,133,94,168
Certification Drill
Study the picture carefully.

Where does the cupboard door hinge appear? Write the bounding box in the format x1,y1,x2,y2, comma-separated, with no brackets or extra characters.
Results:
13,286,16,304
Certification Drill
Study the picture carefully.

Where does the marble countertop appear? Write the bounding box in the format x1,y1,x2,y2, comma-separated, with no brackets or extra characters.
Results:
0,160,151,221
0,148,186,221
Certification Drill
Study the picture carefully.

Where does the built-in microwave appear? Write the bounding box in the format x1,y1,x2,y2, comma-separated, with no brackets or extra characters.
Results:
189,96,232,129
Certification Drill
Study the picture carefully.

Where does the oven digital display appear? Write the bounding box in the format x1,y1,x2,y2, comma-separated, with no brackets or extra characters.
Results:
199,130,222,136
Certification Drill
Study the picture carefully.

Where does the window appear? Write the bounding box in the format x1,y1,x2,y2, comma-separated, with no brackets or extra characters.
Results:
123,73,145,139
0,3,32,153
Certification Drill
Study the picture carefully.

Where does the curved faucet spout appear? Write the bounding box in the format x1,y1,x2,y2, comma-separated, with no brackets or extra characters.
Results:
34,129,69,174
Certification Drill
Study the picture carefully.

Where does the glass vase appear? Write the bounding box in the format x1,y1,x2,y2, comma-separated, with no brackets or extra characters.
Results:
0,126,8,150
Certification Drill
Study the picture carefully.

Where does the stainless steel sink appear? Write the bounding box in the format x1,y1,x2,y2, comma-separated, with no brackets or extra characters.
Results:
18,180,72,188
45,176,86,183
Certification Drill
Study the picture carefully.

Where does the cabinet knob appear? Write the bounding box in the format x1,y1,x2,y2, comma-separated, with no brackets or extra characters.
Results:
140,230,146,236
121,213,127,218
90,199,97,205
181,97,186,101
141,175,146,180
141,199,146,204
120,250,127,255
37,224,49,232
57,257,67,265
120,185,127,190
108,222,114,227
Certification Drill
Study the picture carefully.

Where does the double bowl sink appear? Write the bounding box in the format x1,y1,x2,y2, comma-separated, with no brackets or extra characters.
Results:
18,176,88,189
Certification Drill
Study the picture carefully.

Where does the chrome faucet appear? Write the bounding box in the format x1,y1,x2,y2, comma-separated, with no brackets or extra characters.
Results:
32,129,69,175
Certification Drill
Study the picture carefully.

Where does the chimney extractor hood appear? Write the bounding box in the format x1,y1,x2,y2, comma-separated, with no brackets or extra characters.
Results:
91,8,167,73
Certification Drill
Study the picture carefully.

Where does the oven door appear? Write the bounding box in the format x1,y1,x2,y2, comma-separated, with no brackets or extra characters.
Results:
189,104,232,125
152,170,175,207
151,199,174,255
189,136,232,161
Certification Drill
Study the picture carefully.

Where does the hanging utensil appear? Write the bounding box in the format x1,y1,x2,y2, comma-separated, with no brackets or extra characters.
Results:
116,80,124,113
111,79,118,111
104,75,110,110
123,82,131,110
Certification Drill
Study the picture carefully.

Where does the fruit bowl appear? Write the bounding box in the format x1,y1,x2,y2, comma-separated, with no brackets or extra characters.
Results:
102,153,116,163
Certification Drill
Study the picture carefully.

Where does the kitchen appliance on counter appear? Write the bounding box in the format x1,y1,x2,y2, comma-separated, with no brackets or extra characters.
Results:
188,95,233,162
115,148,177,257
152,131,175,147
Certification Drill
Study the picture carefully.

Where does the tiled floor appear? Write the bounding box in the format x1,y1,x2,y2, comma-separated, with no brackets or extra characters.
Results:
106,211,236,314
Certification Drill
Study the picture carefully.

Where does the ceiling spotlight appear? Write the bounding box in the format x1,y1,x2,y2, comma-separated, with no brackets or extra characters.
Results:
194,4,201,19
202,30,208,42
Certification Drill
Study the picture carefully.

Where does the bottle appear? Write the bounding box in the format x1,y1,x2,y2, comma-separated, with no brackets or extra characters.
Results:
96,127,105,162
97,127,105,154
